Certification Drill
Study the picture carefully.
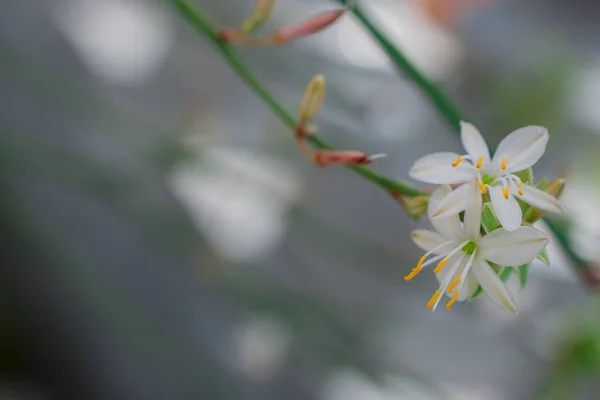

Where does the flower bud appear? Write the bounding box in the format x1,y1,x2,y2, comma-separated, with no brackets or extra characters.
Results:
399,195,429,218
299,74,326,122
271,9,345,44
313,150,385,167
525,178,566,222
241,0,277,34
545,178,566,199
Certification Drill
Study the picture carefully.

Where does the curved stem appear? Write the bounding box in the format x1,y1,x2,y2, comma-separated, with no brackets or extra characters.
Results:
339,0,464,130
171,0,423,198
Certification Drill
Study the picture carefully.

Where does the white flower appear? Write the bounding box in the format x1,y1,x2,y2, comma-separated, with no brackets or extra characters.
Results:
409,122,564,231
406,184,549,313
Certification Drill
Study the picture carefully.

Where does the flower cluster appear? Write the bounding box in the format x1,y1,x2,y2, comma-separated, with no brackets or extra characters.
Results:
406,122,564,313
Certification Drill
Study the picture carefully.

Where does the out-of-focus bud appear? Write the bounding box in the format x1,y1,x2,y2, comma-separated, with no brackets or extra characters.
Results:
404,195,429,218
220,8,345,46
271,9,345,45
299,74,326,123
526,178,566,222
216,29,240,42
241,0,277,34
313,150,386,167
545,178,566,199
391,193,429,218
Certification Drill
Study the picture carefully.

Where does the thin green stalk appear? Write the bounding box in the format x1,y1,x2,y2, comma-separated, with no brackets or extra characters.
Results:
172,0,423,197
344,0,595,283
339,0,464,129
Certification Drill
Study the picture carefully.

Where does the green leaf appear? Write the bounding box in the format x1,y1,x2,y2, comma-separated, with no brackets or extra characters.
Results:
471,265,513,299
514,168,534,184
481,203,500,233
535,178,549,190
516,197,530,213
537,248,550,266
518,264,530,289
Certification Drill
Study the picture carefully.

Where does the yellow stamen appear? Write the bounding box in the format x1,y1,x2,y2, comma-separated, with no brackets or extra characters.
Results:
426,290,441,309
502,187,509,199
404,268,420,281
518,182,523,188
451,156,463,167
501,157,508,170
433,257,449,274
476,156,484,168
448,275,462,293
479,181,487,194
445,291,460,311
405,255,427,281
518,189,523,196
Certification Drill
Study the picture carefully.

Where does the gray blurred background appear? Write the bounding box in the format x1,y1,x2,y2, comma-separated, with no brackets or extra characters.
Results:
1,0,600,399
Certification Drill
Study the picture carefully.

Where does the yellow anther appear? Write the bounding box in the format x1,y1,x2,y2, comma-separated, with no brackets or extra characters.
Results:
405,255,427,281
426,290,441,309
518,182,523,188
404,267,420,281
501,157,508,170
502,187,509,199
433,257,449,274
448,275,462,293
476,156,484,168
479,181,487,195
518,189,523,196
451,156,463,167
445,291,459,310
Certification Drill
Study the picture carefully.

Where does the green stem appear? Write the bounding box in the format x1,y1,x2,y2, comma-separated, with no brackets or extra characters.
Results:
171,0,423,198
340,0,464,129
343,0,594,281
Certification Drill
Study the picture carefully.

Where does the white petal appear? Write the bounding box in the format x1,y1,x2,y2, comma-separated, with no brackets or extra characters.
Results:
455,252,477,301
409,152,476,184
433,254,466,309
428,186,463,238
489,186,522,231
467,275,479,298
492,126,549,173
460,122,491,163
432,183,470,218
463,180,482,239
478,226,549,266
456,280,471,301
517,185,564,213
434,254,464,293
471,260,517,313
411,229,449,253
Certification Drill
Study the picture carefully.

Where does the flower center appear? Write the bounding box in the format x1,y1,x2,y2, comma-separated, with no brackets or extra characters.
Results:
462,241,477,254
491,174,525,199
404,240,469,282
406,240,473,311
481,175,494,185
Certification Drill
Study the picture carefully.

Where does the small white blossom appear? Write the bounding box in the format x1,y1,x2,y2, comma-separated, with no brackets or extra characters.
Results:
406,184,549,313
409,122,564,231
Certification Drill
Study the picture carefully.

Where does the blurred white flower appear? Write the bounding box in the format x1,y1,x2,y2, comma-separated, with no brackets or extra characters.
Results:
55,0,173,86
406,185,548,313
170,146,303,264
410,122,563,231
